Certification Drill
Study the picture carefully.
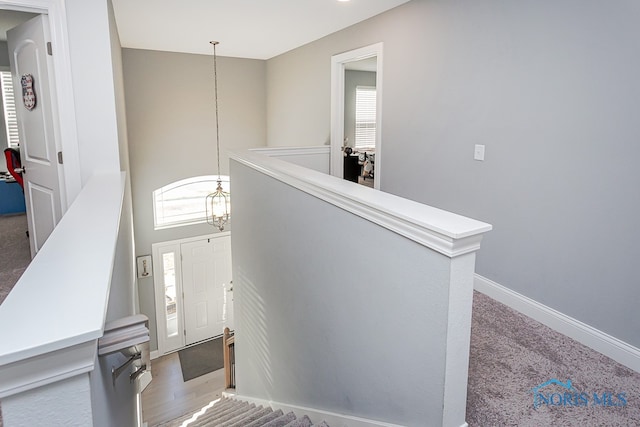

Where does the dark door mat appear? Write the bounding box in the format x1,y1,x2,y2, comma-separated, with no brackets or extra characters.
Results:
178,336,224,382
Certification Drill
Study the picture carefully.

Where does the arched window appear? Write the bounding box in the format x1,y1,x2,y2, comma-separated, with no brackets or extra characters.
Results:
153,175,230,230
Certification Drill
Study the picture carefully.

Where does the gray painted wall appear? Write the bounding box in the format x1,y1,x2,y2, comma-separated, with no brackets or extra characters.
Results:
122,48,267,350
0,41,9,67
344,70,376,149
231,159,474,426
266,40,331,147
264,0,640,348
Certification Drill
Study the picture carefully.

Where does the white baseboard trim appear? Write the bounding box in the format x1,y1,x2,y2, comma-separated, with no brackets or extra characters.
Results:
225,392,455,427
150,350,160,360
474,274,640,373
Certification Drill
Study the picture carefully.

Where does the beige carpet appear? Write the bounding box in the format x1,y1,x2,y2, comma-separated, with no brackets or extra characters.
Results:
0,213,30,427
0,213,30,305
467,291,640,426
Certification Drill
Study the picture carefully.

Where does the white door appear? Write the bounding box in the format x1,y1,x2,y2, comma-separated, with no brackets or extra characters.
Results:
181,235,232,345
7,15,63,257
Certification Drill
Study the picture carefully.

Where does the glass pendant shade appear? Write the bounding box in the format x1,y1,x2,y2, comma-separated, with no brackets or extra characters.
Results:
206,179,230,231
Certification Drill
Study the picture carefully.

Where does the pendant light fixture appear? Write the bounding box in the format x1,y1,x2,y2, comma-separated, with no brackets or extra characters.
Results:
205,41,230,231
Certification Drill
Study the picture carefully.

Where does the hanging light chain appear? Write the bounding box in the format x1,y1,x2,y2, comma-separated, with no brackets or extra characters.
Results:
206,41,230,231
211,40,221,179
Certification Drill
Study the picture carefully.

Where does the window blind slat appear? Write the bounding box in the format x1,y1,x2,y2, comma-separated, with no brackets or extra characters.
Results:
355,86,376,149
1,71,20,148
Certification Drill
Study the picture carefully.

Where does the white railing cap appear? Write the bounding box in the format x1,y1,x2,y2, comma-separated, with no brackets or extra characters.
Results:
229,150,491,257
0,172,125,398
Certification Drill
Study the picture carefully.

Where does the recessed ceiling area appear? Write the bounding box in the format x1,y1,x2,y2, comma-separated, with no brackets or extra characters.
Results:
111,0,411,60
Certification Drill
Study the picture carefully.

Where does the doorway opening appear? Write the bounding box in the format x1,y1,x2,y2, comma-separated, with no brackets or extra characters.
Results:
152,232,234,356
330,42,383,190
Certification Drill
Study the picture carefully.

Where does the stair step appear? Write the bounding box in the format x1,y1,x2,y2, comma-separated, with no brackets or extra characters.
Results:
157,397,330,427
261,411,297,427
284,414,313,427
156,397,235,427
243,409,284,427
223,406,273,427
191,401,254,426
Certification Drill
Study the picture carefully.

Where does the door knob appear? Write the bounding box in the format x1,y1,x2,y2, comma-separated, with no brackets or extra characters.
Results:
14,167,25,174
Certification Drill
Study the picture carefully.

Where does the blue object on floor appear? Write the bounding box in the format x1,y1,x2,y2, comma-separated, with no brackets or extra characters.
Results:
0,179,26,214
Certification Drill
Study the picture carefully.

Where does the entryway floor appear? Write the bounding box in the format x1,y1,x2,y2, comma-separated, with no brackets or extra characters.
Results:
142,351,226,426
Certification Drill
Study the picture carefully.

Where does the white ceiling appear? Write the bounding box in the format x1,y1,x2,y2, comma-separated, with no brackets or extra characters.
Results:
111,0,410,60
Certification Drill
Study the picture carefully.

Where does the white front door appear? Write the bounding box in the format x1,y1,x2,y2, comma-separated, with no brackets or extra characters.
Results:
181,235,232,345
7,14,63,257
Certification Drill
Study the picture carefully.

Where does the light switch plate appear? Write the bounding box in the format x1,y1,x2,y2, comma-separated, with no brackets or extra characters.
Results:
474,144,485,161
137,255,152,279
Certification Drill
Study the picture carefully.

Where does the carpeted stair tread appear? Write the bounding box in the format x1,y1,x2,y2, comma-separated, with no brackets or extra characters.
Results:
222,406,273,427
284,414,312,427
242,408,284,427
210,403,263,426
261,411,297,427
191,401,254,426
160,397,239,427
206,397,246,417
311,422,330,427
158,397,331,427
190,401,240,426
157,398,236,427
192,397,236,420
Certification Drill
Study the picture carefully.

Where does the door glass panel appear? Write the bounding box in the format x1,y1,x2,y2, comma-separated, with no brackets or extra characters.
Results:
163,252,178,338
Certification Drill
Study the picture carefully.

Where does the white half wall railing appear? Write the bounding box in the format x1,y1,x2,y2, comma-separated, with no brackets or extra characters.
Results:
0,172,127,426
229,150,492,427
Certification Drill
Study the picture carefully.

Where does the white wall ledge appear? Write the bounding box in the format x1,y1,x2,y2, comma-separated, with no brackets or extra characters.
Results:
230,150,491,257
250,145,330,157
0,172,126,398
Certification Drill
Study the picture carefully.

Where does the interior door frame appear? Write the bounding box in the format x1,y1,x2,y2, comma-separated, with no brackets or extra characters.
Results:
330,42,383,190
0,0,82,207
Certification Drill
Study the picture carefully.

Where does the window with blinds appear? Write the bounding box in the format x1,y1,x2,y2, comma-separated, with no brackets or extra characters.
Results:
355,85,376,150
0,71,20,148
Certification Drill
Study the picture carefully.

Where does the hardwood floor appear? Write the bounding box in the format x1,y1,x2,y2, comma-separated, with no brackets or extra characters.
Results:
142,352,226,426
